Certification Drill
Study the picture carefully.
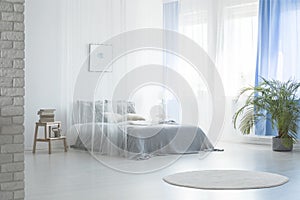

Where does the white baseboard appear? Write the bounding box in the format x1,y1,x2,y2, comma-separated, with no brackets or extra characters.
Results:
26,136,300,151
221,135,300,150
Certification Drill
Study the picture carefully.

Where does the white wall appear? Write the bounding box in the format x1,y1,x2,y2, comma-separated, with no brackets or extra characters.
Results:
25,0,163,149
25,0,64,150
64,0,163,126
66,0,163,98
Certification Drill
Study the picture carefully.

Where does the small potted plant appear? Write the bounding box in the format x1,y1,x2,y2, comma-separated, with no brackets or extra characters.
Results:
233,78,300,151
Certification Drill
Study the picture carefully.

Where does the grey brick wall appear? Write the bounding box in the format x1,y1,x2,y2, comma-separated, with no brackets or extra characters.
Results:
0,0,24,199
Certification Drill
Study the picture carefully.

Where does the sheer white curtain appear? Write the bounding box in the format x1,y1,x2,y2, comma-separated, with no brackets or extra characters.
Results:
176,0,259,138
216,0,258,97
178,0,258,97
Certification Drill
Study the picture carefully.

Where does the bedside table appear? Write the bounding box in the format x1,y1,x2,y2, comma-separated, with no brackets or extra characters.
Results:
32,121,68,154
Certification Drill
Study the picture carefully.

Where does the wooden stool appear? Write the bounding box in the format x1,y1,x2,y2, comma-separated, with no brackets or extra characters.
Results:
32,121,68,154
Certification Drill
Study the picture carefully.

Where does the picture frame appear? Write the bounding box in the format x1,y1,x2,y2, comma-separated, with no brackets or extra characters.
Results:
89,44,113,72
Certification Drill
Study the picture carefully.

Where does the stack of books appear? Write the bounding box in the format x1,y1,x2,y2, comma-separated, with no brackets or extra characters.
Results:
52,127,61,137
37,109,56,122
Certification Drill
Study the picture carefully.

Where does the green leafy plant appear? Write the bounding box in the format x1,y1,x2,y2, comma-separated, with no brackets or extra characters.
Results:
233,78,300,143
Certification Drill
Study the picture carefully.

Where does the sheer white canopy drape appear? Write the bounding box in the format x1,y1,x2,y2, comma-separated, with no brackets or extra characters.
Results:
67,0,259,157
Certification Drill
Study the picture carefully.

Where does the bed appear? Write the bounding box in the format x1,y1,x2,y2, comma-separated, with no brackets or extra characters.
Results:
70,100,214,160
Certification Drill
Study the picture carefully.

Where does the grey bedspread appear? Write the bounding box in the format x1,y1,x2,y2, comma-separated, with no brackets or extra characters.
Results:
70,122,213,159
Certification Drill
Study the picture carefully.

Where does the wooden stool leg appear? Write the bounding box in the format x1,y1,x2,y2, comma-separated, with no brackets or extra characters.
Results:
48,140,51,154
32,124,38,153
63,138,68,152
44,124,51,154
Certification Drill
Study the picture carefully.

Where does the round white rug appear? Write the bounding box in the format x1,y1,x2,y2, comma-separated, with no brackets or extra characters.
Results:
163,170,289,190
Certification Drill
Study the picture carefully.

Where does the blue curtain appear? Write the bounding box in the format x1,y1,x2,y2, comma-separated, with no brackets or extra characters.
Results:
163,1,179,31
163,1,179,67
255,0,300,136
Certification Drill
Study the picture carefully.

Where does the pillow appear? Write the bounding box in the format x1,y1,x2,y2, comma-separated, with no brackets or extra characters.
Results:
104,100,136,114
76,100,110,123
95,100,109,122
75,100,136,123
76,101,93,123
123,113,145,121
116,100,136,114
103,112,123,123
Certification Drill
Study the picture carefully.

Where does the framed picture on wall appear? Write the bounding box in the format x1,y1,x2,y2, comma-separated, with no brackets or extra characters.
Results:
89,44,113,72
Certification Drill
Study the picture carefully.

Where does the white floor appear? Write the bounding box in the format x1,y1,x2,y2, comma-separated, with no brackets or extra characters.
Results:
25,142,300,200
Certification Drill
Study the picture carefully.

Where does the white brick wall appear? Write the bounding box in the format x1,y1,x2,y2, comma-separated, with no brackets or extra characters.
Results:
0,0,24,199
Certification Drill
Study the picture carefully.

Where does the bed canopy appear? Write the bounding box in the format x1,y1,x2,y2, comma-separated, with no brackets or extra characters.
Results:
68,28,224,160
63,0,259,163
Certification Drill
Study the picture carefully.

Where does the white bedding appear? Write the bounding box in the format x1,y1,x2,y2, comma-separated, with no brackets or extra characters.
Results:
69,121,213,159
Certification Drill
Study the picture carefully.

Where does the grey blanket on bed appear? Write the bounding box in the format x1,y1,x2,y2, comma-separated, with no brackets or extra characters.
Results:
70,122,213,159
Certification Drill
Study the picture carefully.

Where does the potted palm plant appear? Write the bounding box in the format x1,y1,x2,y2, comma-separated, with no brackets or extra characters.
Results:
233,78,300,151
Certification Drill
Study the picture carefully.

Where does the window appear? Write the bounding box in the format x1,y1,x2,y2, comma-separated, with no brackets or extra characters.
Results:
178,0,259,96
